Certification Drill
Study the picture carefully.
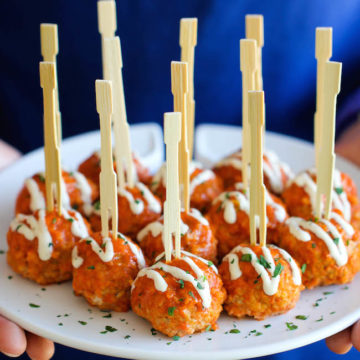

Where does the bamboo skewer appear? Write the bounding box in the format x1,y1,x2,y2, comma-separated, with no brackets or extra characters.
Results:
249,91,266,246
39,62,62,214
40,23,61,146
171,61,190,213
245,15,264,91
163,112,182,261
97,0,117,78
180,18,197,159
315,61,342,220
103,37,135,189
240,39,257,189
315,28,332,169
96,80,118,239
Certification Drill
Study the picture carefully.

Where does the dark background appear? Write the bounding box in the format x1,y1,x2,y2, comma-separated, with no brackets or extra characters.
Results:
1,0,360,359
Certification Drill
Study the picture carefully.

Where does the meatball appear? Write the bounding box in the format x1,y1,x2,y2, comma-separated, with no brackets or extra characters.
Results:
213,149,293,194
78,151,151,186
15,171,99,218
207,183,288,259
137,208,218,264
282,169,358,223
219,243,303,320
7,207,90,285
151,162,223,213
89,182,162,238
276,210,360,289
131,251,226,337
72,231,146,312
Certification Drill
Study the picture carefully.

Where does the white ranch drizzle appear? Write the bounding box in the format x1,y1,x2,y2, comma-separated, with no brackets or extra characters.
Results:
136,208,209,242
25,178,45,212
118,182,161,215
291,169,351,221
285,216,349,266
72,172,93,216
10,208,89,262
224,245,301,295
214,150,293,194
133,251,213,308
72,234,146,269
151,161,214,195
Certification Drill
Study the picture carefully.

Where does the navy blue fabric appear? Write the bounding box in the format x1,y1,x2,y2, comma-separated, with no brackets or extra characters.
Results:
1,1,360,359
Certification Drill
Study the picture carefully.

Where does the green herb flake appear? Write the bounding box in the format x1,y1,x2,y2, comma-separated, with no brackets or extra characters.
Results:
205,325,212,332
188,291,195,299
197,282,204,290
7,275,12,280
258,255,271,269
168,306,176,316
94,201,100,210
29,303,40,308
102,313,112,318
177,279,185,289
330,311,336,315
343,286,349,290
173,335,180,341
105,326,117,332
225,193,231,199
323,291,334,295
134,199,140,204
207,261,214,267
264,324,271,328
231,258,235,264
0,250,4,254
333,238,340,245
255,332,263,336
48,242,53,248
273,263,284,278
151,328,157,336
166,342,172,345
67,218,74,223
58,323,63,326
335,187,344,195
87,266,95,270
52,218,57,224
100,331,108,334
316,316,324,322
229,329,240,334
301,264,307,274
15,224,23,232
286,322,298,331
314,303,320,307
312,243,316,248
78,321,87,326
296,315,308,320
241,253,252,262
86,240,92,244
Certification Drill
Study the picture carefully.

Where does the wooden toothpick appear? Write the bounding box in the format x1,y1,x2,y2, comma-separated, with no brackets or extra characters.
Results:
248,91,266,246
163,112,182,261
315,61,342,220
40,23,61,146
96,80,118,239
180,18,197,159
245,15,264,91
104,37,135,189
171,61,190,213
97,0,117,78
314,27,332,169
40,62,62,214
240,39,257,189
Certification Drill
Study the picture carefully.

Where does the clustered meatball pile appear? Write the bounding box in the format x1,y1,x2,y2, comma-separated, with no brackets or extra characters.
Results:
6,149,360,338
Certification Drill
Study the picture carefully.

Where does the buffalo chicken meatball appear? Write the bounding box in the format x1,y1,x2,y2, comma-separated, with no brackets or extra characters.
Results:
207,183,288,258
131,251,226,337
72,231,146,312
276,210,360,289
151,162,223,213
219,244,303,320
137,208,217,264
213,149,293,194
7,207,90,284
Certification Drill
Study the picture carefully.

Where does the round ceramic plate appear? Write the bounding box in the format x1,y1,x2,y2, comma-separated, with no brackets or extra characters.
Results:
1,124,360,360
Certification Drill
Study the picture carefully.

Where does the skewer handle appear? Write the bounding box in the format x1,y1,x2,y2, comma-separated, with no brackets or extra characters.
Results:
96,80,118,239
40,62,62,214
163,112,182,261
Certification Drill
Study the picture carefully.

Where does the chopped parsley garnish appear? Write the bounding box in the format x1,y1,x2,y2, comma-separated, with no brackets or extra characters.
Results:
178,279,185,289
301,264,307,273
72,204,79,210
151,181,158,187
258,255,271,269
241,254,252,262
197,282,204,290
168,307,176,316
188,291,195,299
333,238,339,245
151,328,157,336
105,326,117,332
343,286,349,290
58,323,63,326
225,193,231,199
273,263,284,278
335,187,344,195
8,276,12,280
255,332,263,336
67,218,74,223
173,335,180,341
166,342,172,345
231,258,235,264
29,303,40,308
48,242,53,247
316,316,324,322
229,329,240,334
0,250,4,254
78,321,87,325
264,324,271,328
323,291,334,295
102,313,112,318
94,201,100,210
296,315,308,320
134,199,140,204
207,261,214,267
314,303,320,307
286,322,298,330
330,311,336,315
52,218,57,224
87,266,95,270
38,174,45,183
100,331,107,334
312,243,316,248
205,325,212,332
15,224,23,232
124,335,130,339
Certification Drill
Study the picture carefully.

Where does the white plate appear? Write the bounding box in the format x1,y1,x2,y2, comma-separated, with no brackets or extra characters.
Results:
1,124,360,360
